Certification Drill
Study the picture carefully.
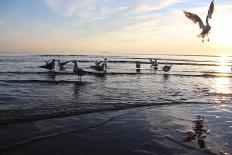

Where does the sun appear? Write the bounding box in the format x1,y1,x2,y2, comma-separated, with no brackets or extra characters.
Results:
211,14,232,47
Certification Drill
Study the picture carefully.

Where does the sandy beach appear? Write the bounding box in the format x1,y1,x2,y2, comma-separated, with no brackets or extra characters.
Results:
1,104,231,155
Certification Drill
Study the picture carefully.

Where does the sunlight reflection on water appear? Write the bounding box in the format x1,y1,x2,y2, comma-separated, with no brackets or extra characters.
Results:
212,78,232,95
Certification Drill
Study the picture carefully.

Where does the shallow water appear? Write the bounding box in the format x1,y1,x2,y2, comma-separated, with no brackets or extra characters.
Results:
0,54,232,124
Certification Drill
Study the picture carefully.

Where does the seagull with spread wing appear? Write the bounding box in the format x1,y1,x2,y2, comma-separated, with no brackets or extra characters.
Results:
184,0,214,42
57,59,70,70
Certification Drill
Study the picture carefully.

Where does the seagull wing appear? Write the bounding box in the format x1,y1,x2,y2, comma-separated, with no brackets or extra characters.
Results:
184,10,204,29
61,61,70,66
207,0,214,19
95,60,101,66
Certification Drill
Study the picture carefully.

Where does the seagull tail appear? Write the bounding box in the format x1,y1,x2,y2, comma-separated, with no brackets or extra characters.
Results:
197,33,205,38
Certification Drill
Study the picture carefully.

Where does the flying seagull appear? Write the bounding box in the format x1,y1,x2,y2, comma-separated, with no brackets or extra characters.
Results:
184,0,214,42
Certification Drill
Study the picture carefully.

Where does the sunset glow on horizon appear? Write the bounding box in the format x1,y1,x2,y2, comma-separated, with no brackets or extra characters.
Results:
0,0,232,55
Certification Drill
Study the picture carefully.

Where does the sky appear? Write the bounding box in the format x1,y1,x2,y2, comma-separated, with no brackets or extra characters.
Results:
0,0,232,55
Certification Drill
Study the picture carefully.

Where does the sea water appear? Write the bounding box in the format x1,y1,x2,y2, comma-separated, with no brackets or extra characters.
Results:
0,53,232,124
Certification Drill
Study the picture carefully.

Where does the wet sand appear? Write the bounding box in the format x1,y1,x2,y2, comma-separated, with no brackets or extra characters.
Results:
1,104,231,155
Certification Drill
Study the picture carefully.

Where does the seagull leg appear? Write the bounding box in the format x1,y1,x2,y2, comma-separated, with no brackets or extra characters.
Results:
207,38,210,42
202,39,204,43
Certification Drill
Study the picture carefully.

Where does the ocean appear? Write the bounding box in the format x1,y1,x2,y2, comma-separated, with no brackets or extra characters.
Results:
0,53,232,124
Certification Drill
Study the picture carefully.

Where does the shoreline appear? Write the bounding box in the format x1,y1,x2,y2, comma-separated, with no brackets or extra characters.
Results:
1,104,231,155
0,102,194,126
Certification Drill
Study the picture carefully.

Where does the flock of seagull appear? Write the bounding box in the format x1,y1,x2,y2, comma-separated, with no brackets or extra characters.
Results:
39,58,172,81
38,0,217,82
37,1,232,82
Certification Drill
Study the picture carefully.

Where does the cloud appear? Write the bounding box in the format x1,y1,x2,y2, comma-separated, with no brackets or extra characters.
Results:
42,0,185,17
42,0,93,17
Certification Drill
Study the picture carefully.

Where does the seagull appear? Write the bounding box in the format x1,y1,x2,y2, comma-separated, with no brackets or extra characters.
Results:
95,60,101,66
72,60,86,82
90,58,107,73
149,58,158,69
163,65,172,73
57,59,70,70
40,59,56,70
136,62,141,72
184,0,214,42
93,63,107,74
136,62,141,69
102,58,107,69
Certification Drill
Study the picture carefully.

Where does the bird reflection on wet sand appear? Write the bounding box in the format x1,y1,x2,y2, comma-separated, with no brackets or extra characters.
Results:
73,81,86,97
163,74,170,80
183,115,209,148
47,71,56,81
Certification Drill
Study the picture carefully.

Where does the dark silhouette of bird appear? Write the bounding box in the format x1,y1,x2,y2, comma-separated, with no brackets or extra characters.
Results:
149,58,158,69
136,62,141,69
57,59,70,70
40,59,56,70
93,63,107,74
136,62,141,72
90,58,107,74
72,60,86,82
163,65,172,73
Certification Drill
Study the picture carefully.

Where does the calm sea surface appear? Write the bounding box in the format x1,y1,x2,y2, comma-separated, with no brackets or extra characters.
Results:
0,53,232,124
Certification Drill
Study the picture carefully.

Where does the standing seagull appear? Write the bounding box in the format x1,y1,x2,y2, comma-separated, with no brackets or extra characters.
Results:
40,59,56,70
136,62,141,72
93,63,107,74
90,58,107,74
103,58,107,69
72,60,86,82
149,58,158,69
184,0,214,42
163,65,172,73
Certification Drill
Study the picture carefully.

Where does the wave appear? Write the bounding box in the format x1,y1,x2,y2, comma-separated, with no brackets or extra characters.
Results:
209,92,232,97
0,69,226,75
76,60,232,66
36,54,232,63
37,53,232,57
56,60,229,66
126,53,232,58
1,57,232,67
1,72,232,85
2,54,227,66
0,80,82,84
129,57,218,63
0,101,211,126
